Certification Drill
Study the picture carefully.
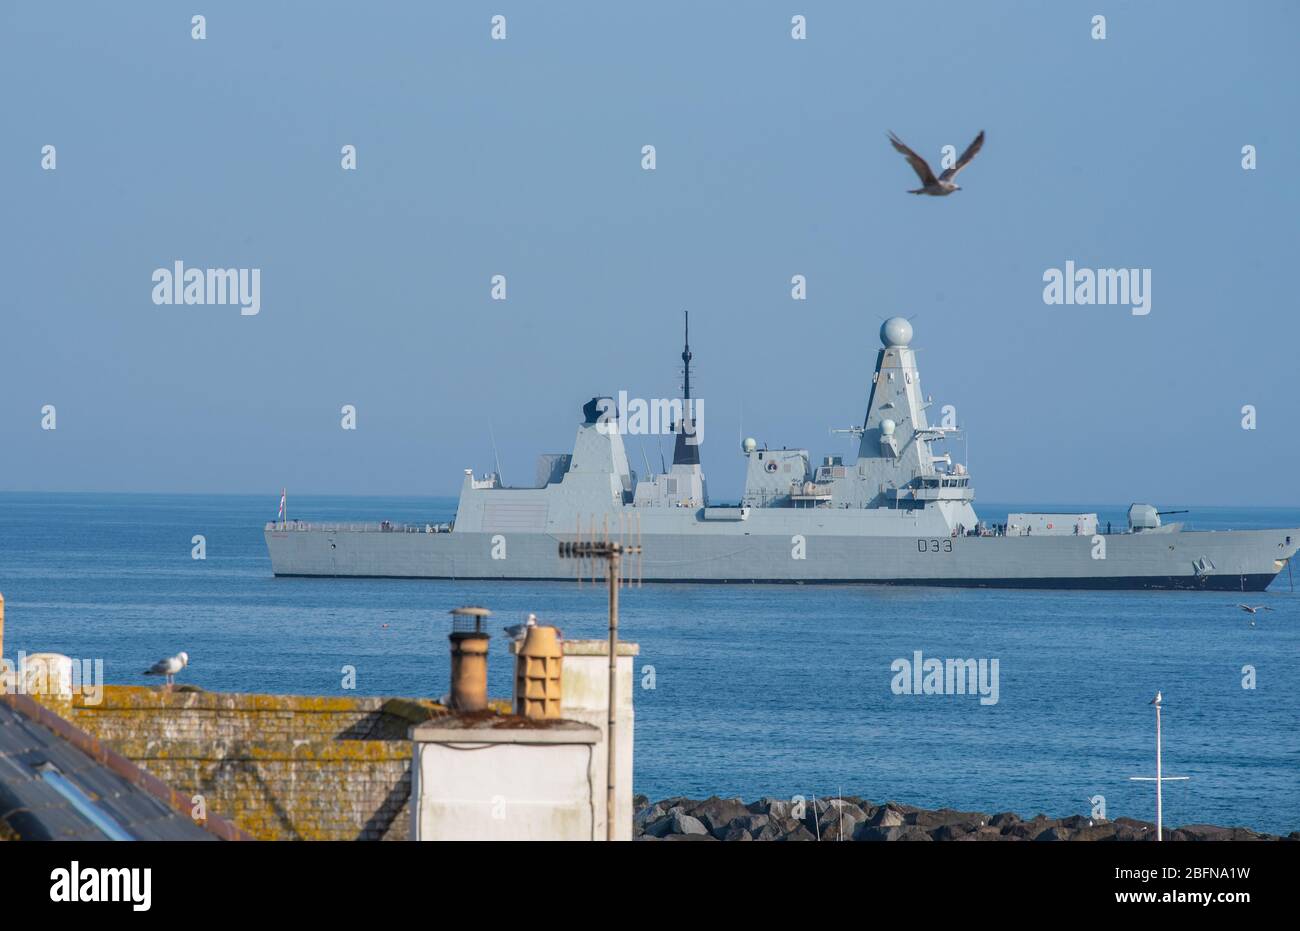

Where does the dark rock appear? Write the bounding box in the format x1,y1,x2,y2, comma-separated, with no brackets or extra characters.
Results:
748,796,792,819
645,807,700,838
633,804,665,835
776,823,817,842
854,824,903,842
932,822,979,841
640,796,1282,843
989,812,1021,829
644,814,675,838
896,826,933,842
868,804,907,828
955,826,1012,841
633,793,649,810
1177,823,1268,842
828,798,867,818
671,811,708,836
725,813,769,836
1033,826,1074,842
1113,817,1155,842
755,816,804,841
688,796,751,838
818,800,867,841
908,808,986,830
1005,816,1054,839
1178,823,1234,841
1069,823,1118,842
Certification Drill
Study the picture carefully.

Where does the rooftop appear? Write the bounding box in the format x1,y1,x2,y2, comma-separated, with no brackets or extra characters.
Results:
0,692,245,841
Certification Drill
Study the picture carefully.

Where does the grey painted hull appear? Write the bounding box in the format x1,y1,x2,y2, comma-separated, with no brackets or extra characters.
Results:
265,520,1298,591
265,319,1299,592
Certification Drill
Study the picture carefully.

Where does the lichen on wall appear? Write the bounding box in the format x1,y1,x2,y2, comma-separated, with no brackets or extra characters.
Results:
31,686,467,841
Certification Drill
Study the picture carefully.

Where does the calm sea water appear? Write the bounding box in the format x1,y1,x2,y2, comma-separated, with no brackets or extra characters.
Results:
1,492,1296,834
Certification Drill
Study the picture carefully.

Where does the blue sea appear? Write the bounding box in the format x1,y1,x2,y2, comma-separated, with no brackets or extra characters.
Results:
1,492,1296,835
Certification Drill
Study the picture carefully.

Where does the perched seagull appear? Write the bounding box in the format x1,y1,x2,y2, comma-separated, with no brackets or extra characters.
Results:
503,613,539,642
888,129,985,196
143,651,189,687
1149,691,1162,706
1238,604,1273,615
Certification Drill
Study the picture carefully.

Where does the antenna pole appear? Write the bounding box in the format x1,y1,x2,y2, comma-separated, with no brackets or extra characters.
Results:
682,311,692,402
490,424,504,486
557,538,642,840
1129,694,1189,841
1155,700,1163,840
606,545,620,841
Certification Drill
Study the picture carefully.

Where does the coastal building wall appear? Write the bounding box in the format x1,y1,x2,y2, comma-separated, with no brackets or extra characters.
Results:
31,686,462,841
411,721,602,840
518,639,638,840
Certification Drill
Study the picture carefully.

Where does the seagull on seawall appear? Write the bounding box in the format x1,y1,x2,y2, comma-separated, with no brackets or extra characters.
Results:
888,129,985,195
144,651,189,687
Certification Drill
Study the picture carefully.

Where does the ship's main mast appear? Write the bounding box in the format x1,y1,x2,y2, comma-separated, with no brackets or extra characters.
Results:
673,311,700,467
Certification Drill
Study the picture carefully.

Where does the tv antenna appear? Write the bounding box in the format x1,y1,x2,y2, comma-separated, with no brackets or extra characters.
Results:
557,530,642,842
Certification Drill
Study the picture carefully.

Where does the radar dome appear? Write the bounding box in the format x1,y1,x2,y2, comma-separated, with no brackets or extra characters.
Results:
742,437,757,454
881,419,896,436
880,316,913,348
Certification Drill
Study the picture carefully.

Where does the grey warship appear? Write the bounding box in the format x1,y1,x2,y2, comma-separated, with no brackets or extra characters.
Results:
265,317,1298,590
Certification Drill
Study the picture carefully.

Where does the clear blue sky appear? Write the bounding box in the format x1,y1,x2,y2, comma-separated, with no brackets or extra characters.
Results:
3,1,1296,505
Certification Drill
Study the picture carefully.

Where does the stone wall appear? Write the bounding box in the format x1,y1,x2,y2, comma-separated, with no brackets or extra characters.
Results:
34,686,458,841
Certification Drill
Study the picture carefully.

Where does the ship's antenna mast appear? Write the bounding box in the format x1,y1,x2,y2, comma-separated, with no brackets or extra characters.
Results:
682,310,692,402
489,423,504,486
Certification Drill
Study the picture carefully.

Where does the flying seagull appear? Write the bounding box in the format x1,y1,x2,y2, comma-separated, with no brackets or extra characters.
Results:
1238,604,1273,615
888,130,985,196
144,651,189,687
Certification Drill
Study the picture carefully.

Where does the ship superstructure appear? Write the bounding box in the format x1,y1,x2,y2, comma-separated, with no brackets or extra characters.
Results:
266,317,1298,590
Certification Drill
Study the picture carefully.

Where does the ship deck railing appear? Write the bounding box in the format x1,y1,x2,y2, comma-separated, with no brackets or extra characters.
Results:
265,520,452,533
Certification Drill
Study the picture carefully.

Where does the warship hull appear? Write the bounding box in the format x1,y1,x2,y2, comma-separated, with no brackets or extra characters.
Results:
265,316,1298,591
265,520,1296,591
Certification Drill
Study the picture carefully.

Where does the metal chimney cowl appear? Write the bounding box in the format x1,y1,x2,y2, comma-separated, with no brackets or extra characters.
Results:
448,606,491,712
